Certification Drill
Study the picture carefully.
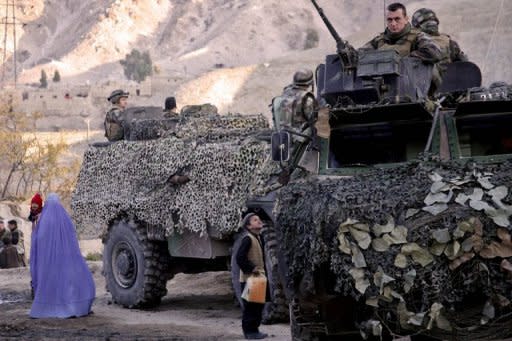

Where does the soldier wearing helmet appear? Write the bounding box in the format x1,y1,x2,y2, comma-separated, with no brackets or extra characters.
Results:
271,69,319,183
273,69,317,136
412,8,467,74
363,2,442,64
104,89,129,141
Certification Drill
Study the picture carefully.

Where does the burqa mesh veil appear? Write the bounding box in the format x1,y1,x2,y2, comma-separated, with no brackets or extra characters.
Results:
30,193,95,318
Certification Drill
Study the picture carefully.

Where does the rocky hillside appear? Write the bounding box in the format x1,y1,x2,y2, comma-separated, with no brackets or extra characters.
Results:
3,0,512,115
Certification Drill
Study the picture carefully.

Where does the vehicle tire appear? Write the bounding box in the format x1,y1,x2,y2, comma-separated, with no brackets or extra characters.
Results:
230,221,289,323
103,219,170,308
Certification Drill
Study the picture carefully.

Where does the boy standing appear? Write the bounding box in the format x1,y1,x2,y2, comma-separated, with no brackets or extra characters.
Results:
236,213,268,340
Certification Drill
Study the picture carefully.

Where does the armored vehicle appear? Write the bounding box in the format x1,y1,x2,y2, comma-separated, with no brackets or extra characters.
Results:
71,104,288,321
260,1,512,339
71,2,512,338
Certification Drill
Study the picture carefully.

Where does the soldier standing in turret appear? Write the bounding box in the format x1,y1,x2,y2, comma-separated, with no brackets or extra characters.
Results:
104,89,129,141
412,8,467,75
363,2,442,64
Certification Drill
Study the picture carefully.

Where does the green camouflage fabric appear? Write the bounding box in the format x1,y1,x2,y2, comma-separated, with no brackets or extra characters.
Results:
104,107,126,141
272,84,317,176
431,34,468,76
411,8,439,29
363,23,442,64
412,8,468,70
73,107,270,240
276,160,512,339
273,84,316,136
293,69,314,86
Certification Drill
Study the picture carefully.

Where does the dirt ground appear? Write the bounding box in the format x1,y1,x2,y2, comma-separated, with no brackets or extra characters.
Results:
0,262,291,340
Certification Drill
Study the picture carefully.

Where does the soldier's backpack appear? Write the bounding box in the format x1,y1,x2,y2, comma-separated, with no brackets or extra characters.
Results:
271,88,316,132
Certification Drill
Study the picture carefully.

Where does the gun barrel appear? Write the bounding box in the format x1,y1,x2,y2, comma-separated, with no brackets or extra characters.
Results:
310,0,345,52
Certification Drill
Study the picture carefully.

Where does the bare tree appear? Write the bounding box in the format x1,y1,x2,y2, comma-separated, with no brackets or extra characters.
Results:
0,95,76,201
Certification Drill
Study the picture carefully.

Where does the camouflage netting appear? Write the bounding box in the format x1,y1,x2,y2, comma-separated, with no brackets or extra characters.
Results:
72,105,270,240
247,154,284,196
276,160,512,338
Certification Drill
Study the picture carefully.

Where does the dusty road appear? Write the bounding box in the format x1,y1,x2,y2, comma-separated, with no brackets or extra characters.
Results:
0,262,291,340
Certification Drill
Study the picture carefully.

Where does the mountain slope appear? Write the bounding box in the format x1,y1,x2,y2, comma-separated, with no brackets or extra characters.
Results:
3,0,512,117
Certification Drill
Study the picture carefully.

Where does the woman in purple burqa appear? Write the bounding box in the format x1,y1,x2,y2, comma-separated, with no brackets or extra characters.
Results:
30,193,95,318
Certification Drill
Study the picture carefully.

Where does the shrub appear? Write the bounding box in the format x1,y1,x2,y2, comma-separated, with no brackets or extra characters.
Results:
52,70,61,82
120,49,153,83
39,70,48,88
85,252,102,261
304,28,320,50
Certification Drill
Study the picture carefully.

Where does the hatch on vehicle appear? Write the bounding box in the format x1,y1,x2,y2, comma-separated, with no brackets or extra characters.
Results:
455,109,512,157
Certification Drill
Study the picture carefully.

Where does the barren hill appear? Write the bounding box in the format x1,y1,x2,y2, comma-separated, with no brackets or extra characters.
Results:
3,0,512,119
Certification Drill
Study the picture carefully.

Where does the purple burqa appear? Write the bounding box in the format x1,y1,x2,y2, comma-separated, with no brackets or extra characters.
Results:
30,193,95,318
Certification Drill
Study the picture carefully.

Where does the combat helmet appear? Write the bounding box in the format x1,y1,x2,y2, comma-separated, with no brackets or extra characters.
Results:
293,69,314,86
107,89,129,104
412,8,439,28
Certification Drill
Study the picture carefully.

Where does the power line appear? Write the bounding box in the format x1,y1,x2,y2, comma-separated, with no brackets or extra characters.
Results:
481,0,504,79
1,0,23,88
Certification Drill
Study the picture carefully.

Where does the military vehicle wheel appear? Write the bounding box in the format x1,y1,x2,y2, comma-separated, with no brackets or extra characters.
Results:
230,221,288,323
103,219,169,308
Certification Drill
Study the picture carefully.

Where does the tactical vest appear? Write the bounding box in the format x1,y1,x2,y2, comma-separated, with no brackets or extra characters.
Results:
104,108,125,141
272,86,316,136
431,33,452,64
239,232,265,283
373,28,420,57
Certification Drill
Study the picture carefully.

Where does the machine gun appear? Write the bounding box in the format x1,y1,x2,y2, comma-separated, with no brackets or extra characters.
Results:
311,0,358,71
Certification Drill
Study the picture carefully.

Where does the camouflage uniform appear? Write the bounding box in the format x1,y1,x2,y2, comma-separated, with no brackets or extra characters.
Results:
363,23,442,64
104,89,129,141
271,70,318,183
412,8,468,75
272,69,317,141
104,107,126,141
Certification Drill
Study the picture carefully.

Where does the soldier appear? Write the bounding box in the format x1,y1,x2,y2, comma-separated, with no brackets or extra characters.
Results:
412,8,467,75
164,96,178,116
104,89,129,141
274,70,317,147
273,69,317,134
363,2,442,64
271,69,319,183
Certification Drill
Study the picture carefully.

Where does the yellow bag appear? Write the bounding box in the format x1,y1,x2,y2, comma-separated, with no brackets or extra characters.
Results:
241,274,267,304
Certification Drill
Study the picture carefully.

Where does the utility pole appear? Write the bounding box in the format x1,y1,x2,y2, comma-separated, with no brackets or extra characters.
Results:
1,0,23,88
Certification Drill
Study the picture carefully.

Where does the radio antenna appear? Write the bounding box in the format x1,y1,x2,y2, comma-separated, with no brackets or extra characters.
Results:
383,0,386,29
